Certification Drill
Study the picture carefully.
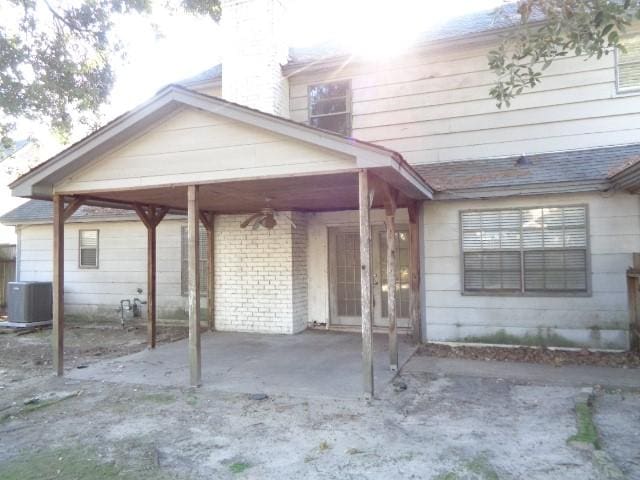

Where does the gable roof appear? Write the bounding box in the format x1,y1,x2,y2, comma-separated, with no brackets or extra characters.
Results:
414,143,640,199
10,85,432,201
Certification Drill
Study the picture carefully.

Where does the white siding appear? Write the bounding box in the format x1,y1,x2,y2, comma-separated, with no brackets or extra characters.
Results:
18,219,186,319
55,108,355,194
289,38,640,164
423,191,640,349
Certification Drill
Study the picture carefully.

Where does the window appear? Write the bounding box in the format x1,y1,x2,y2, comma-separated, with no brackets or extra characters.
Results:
617,35,640,93
79,230,99,268
308,80,351,136
461,206,589,295
180,226,209,296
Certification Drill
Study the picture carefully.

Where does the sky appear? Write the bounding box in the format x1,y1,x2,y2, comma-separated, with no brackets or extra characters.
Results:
106,0,506,118
1,0,506,241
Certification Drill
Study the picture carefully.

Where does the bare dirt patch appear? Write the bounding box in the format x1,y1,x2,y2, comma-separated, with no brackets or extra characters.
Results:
418,342,640,368
0,319,187,380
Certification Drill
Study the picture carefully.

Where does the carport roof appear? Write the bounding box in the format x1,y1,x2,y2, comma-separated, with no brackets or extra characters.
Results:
10,85,432,206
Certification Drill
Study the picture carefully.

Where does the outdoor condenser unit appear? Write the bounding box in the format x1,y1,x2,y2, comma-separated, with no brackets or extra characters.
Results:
6,281,53,324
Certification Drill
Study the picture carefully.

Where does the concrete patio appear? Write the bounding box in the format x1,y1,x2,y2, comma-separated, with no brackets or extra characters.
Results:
68,330,417,399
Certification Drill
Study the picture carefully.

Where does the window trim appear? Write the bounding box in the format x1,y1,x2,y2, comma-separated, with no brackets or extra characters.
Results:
459,204,592,297
307,79,352,136
615,41,640,94
78,229,99,269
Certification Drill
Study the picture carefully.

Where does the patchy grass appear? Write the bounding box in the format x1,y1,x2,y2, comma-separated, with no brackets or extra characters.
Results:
433,473,459,480
433,455,500,480
466,455,500,480
0,448,130,480
139,393,176,405
463,329,578,348
229,462,251,474
568,403,600,449
1,392,79,424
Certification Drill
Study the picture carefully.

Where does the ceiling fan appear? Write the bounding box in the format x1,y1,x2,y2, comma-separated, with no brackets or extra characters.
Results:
240,199,296,230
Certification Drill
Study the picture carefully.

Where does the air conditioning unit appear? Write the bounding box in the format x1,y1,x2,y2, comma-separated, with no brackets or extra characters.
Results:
6,282,53,325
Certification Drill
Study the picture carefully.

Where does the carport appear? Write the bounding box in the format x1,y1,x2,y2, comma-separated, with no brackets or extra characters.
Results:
9,86,432,397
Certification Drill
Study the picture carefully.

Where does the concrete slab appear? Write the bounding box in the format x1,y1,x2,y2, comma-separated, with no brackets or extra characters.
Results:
68,330,417,399
404,356,640,389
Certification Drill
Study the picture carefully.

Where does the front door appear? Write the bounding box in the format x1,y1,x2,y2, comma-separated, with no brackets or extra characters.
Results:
328,226,410,329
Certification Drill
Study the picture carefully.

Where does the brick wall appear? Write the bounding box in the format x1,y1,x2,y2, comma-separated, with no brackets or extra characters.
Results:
214,212,306,334
291,211,308,333
221,0,290,117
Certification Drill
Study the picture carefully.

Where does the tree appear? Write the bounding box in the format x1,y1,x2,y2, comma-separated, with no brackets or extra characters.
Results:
0,0,220,147
489,0,640,107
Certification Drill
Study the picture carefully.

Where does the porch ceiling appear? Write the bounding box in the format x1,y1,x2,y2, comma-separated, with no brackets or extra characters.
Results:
74,171,416,214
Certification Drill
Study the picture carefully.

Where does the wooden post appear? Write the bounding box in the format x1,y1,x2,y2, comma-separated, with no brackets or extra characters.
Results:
628,253,640,352
199,211,215,331
408,202,421,343
188,186,202,386
359,170,374,398
134,205,168,349
52,195,65,376
51,195,84,376
381,183,398,371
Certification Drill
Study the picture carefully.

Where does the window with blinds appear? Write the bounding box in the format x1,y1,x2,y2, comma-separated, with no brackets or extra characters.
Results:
180,226,209,296
617,35,640,92
461,206,589,295
79,230,99,268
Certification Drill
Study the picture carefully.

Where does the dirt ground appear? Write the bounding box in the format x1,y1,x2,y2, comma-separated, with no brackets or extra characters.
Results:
1,325,638,479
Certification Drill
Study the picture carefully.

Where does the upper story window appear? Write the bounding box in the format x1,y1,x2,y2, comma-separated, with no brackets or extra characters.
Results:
460,206,589,296
308,80,351,136
79,230,99,269
617,34,640,93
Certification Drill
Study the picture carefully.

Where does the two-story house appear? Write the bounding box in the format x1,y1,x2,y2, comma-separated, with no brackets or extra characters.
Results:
3,0,640,362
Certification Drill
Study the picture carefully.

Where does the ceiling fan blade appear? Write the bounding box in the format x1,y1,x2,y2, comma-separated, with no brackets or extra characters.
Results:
275,212,297,229
240,213,263,228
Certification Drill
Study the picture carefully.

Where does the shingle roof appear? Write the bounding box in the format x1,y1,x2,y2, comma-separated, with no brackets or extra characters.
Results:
177,64,222,86
178,4,524,84
0,200,138,225
288,4,522,64
414,143,640,193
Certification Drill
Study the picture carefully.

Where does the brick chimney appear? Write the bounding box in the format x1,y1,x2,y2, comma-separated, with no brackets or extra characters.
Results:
220,0,290,117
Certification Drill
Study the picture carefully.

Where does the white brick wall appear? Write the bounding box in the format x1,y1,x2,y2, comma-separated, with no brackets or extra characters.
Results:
221,0,290,116
291,211,308,333
214,212,307,334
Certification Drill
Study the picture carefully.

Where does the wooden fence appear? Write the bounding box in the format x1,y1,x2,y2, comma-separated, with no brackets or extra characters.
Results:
0,245,16,309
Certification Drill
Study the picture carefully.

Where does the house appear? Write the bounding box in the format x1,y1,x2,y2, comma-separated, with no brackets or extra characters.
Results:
3,1,640,393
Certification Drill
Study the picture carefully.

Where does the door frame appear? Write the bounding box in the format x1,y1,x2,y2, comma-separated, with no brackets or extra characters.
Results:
328,224,409,328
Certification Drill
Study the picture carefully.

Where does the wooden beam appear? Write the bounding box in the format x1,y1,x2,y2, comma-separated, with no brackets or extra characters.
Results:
188,185,202,386
628,253,640,352
359,170,374,398
62,196,84,221
134,204,169,350
408,202,421,343
52,195,64,376
383,184,398,371
199,211,215,331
